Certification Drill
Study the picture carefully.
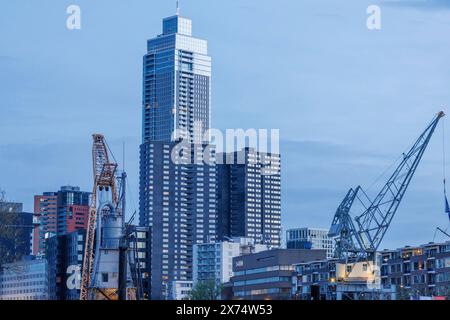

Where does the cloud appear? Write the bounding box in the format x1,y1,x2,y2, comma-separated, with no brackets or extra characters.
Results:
382,0,450,10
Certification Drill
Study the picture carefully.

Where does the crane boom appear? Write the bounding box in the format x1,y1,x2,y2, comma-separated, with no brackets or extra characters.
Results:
330,111,445,260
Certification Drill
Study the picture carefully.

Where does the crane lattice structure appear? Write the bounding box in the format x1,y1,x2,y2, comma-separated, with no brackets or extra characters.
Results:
80,134,118,300
329,111,445,261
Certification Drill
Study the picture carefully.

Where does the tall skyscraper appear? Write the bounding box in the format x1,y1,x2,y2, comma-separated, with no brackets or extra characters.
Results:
217,148,282,247
140,10,215,300
142,13,211,143
33,186,90,255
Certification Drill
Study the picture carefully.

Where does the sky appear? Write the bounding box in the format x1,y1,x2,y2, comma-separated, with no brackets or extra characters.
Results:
1,0,450,249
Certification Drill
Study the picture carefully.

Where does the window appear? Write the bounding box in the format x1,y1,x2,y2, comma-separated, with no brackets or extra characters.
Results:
102,273,109,283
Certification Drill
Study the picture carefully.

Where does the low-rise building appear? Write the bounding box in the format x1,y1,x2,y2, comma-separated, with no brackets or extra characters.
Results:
0,256,49,300
230,248,326,300
293,241,450,300
168,280,193,301
193,237,270,287
380,241,450,298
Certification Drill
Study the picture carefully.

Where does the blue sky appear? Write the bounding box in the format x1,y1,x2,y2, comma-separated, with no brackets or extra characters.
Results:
1,0,450,248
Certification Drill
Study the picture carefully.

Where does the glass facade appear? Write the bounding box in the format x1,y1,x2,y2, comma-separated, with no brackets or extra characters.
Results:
142,15,211,143
0,258,49,300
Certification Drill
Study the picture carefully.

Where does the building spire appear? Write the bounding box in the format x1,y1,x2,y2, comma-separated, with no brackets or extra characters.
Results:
176,0,180,15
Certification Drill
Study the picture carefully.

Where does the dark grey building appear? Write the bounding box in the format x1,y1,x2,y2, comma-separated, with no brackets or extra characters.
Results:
46,230,86,300
0,202,33,267
231,249,326,300
126,225,151,300
217,148,281,247
140,140,216,300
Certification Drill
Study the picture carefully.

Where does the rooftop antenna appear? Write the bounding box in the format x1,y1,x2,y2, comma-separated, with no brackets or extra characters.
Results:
176,0,180,15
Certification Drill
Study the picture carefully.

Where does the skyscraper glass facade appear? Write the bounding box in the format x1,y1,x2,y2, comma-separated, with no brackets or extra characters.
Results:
142,15,211,143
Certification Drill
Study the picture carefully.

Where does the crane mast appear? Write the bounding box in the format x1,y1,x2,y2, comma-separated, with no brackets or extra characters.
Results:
329,111,445,260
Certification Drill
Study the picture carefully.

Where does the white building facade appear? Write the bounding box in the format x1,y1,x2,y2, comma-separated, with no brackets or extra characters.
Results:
286,228,335,259
193,237,270,286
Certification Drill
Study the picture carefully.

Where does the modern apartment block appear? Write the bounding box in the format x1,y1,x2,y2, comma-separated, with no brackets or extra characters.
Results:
0,257,49,300
217,148,282,247
140,141,217,300
380,241,450,298
286,228,335,259
33,186,90,255
142,12,211,143
193,237,270,286
293,241,450,300
45,230,86,300
0,202,33,266
230,249,326,300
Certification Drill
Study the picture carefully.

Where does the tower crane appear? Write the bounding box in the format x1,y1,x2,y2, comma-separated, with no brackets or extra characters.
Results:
329,111,445,261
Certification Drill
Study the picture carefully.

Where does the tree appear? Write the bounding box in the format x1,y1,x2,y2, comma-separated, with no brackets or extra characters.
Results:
0,190,32,267
396,286,411,301
188,280,223,301
0,188,5,202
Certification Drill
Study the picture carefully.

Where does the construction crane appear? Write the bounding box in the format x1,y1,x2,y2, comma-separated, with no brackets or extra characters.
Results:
329,111,445,261
434,227,450,240
80,134,143,300
80,134,119,300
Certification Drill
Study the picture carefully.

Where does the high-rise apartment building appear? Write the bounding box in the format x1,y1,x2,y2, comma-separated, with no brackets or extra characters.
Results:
142,13,211,143
140,141,216,299
286,228,335,259
140,9,216,300
217,148,282,247
33,186,90,255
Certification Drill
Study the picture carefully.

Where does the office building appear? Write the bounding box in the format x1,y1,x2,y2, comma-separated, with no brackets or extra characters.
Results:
0,202,33,266
217,148,282,247
193,237,269,286
140,141,217,300
46,230,86,300
0,257,49,300
142,12,211,143
33,186,90,255
286,228,335,259
230,248,326,300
